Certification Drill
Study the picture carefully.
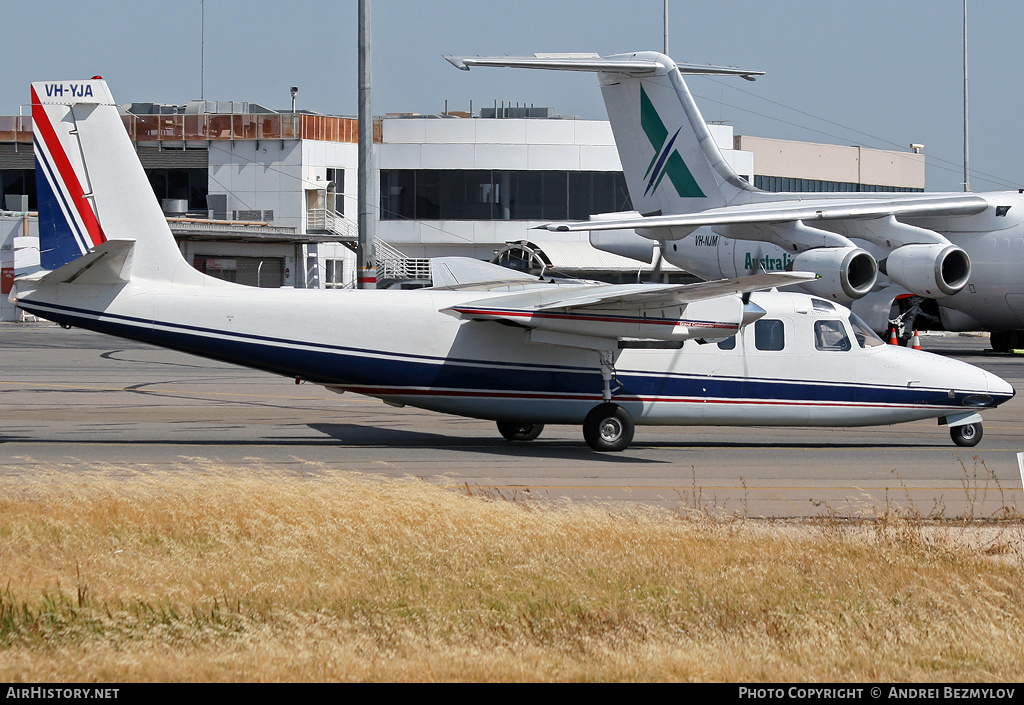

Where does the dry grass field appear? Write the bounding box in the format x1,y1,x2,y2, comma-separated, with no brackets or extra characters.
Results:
1,460,1023,682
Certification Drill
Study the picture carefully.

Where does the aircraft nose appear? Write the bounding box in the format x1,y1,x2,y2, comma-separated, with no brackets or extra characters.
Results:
934,354,1015,408
985,369,1016,401
961,366,1016,408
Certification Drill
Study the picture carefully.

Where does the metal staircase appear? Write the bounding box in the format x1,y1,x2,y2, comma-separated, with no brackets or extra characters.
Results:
310,208,431,285
374,238,431,283
308,208,358,240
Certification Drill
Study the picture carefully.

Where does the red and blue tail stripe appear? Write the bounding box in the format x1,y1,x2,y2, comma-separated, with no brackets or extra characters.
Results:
32,85,106,270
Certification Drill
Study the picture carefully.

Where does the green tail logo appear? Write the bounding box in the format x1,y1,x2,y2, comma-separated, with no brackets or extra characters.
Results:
641,87,706,199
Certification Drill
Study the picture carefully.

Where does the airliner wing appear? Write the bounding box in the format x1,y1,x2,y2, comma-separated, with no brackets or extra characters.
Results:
539,194,990,234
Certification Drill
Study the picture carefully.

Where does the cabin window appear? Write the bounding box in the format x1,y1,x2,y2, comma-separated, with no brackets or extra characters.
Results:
814,320,852,352
850,313,885,348
717,336,736,350
754,319,785,351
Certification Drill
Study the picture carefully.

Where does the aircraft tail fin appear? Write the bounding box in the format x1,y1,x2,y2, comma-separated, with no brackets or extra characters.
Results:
31,80,189,280
447,52,761,216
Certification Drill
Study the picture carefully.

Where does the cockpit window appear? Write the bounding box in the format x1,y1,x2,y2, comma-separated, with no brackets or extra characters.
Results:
849,312,885,348
814,320,852,352
754,319,785,351
717,335,736,350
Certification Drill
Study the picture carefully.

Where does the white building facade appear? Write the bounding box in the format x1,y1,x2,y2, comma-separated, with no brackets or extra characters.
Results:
376,117,752,260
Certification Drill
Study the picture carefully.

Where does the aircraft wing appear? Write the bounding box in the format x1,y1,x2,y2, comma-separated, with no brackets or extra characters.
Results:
447,271,814,316
442,271,815,344
538,194,990,235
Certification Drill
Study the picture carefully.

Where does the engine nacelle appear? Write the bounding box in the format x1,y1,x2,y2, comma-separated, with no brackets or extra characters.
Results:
589,228,655,263
881,244,971,298
790,247,878,301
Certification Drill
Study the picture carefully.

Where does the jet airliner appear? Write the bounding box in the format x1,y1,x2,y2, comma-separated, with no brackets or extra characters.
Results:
448,52,1024,352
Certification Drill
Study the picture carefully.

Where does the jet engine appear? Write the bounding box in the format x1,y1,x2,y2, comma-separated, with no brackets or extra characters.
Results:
881,243,971,298
789,247,878,301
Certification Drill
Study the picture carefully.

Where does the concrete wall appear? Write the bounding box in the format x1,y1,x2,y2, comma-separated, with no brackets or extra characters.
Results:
735,135,925,189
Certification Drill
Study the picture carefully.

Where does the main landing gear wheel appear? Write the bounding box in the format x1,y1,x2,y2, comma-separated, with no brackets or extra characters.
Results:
496,421,544,442
950,423,983,448
583,403,635,452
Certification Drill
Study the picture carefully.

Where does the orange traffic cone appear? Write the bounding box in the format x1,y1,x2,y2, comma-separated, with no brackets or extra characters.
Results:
890,328,898,345
910,330,921,350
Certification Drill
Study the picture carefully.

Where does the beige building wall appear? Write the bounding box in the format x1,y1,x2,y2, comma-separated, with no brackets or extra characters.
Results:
734,135,925,190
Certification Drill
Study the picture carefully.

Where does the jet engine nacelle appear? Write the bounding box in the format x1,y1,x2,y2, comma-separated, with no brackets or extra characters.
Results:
881,244,971,298
790,247,878,301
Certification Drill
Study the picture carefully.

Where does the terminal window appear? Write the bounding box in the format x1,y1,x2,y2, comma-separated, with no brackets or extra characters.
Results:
380,169,632,221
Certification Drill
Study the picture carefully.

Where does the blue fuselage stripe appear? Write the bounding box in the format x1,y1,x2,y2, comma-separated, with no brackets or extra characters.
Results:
17,298,1000,411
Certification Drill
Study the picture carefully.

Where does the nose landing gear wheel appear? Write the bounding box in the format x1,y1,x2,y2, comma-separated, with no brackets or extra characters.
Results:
950,422,982,447
583,403,634,452
496,421,544,442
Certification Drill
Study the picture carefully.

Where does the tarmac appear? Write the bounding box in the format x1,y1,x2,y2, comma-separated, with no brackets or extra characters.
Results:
2,321,1022,518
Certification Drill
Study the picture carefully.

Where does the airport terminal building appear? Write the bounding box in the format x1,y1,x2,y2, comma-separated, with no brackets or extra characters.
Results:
0,99,924,320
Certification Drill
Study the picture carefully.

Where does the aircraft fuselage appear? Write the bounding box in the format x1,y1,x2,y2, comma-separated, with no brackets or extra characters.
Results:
15,280,1011,431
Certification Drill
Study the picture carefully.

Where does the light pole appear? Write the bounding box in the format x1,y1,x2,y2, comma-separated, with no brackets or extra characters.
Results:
357,0,377,288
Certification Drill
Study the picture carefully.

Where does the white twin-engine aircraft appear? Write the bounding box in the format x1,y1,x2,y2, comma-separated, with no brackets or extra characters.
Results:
447,52,1024,352
10,79,1014,452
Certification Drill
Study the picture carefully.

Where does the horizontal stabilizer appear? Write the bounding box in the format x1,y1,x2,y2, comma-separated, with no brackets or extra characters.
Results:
444,54,764,79
31,239,135,286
